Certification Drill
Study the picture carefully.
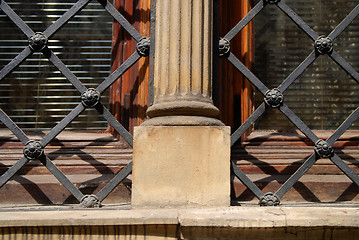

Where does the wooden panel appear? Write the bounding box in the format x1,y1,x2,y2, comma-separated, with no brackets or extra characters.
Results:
109,0,151,137
0,131,131,204
232,130,359,203
1,130,358,204
218,0,254,137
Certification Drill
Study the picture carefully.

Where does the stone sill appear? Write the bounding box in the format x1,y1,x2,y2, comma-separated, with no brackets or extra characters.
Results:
1,205,359,228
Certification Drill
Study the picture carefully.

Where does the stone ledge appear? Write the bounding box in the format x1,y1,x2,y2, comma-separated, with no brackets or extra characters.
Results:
179,207,359,228
0,206,358,228
0,208,178,227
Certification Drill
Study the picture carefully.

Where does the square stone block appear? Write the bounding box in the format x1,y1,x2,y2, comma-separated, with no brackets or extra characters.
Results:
132,126,230,208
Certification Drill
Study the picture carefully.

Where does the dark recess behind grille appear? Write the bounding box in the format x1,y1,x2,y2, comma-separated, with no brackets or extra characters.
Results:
0,0,113,130
254,0,359,130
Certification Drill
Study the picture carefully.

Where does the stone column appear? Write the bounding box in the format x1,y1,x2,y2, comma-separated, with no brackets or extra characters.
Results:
132,0,230,208
145,0,222,126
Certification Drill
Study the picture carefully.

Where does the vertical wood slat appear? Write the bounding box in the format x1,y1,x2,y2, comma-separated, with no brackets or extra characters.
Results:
109,0,151,137
240,0,254,140
218,0,253,138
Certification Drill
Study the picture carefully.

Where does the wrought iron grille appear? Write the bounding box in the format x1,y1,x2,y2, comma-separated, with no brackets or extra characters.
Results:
0,0,150,207
221,0,359,205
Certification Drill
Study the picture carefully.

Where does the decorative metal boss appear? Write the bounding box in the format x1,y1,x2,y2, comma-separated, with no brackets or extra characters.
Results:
314,36,333,55
80,194,101,208
259,192,280,206
28,32,48,51
81,88,101,108
23,140,44,160
264,88,284,108
315,139,334,158
136,37,150,57
219,38,230,57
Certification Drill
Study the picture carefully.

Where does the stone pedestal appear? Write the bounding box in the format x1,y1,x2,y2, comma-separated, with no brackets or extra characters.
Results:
132,126,230,208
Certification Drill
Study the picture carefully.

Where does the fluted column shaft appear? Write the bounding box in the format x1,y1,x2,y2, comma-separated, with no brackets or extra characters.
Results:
145,0,221,125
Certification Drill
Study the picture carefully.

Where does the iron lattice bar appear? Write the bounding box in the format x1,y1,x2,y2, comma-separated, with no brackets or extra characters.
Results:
327,107,359,145
42,48,88,94
40,104,86,147
42,0,92,38
230,103,266,146
0,0,151,207
227,52,269,95
277,51,317,92
222,0,359,205
276,1,319,41
0,0,34,37
0,109,29,144
329,50,359,84
0,157,28,188
0,46,33,81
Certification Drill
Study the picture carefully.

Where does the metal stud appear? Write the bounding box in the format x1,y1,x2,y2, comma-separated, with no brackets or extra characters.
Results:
219,38,231,57
80,194,102,208
28,32,48,51
136,37,150,57
315,139,334,158
314,36,333,55
266,0,280,4
81,88,101,108
259,192,280,206
23,140,44,160
264,88,284,108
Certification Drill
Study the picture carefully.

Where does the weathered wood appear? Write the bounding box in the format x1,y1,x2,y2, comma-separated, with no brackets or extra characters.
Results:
218,0,253,135
233,177,359,202
232,130,359,202
109,0,151,136
0,129,359,204
0,131,132,204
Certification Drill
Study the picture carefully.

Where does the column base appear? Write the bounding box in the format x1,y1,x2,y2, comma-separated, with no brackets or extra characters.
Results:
146,100,220,118
132,126,230,208
141,116,224,126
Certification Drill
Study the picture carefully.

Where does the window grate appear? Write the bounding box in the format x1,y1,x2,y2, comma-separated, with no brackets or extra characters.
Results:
0,0,151,207
220,0,359,205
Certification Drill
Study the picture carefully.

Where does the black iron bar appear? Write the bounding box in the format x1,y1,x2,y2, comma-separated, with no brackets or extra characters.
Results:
224,0,264,41
0,110,29,144
328,4,359,40
277,1,319,41
329,50,359,84
40,104,85,147
43,48,87,94
277,51,317,92
40,155,84,201
279,104,319,144
275,154,318,199
96,161,133,201
96,51,141,94
277,107,359,199
98,0,142,42
227,52,269,95
94,103,133,147
231,161,264,200
327,107,359,146
0,0,150,206
0,157,28,188
43,0,91,38
0,0,34,37
0,47,33,82
330,154,359,186
231,103,266,146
